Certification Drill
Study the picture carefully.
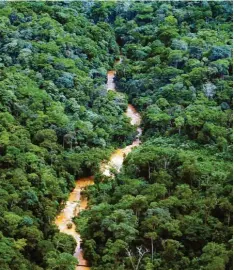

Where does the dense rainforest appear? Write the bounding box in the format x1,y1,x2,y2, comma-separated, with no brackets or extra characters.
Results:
0,1,232,270
0,2,135,269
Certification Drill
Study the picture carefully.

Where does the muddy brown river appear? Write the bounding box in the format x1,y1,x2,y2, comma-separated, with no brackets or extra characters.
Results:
55,59,142,269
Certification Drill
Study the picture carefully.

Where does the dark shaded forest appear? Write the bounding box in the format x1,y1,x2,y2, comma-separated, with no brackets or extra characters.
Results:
0,1,232,270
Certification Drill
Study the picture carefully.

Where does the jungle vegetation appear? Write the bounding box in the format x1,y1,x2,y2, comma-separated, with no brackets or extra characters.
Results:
0,1,232,270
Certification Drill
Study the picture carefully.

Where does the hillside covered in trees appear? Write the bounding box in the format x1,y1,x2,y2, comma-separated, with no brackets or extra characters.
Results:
0,1,233,270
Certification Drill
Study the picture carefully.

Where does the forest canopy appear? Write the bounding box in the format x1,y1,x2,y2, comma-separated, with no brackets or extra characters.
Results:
0,1,232,270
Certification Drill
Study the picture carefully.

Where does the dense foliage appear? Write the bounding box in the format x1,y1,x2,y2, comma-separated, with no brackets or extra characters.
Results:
0,2,135,269
75,1,233,270
0,1,232,270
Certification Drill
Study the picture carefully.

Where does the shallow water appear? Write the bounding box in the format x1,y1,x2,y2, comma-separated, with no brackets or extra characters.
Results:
54,177,94,269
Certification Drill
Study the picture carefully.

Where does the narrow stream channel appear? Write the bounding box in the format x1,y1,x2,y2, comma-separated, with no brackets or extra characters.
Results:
55,59,142,269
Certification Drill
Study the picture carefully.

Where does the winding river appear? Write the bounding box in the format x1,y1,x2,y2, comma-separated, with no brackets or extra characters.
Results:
55,59,142,269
